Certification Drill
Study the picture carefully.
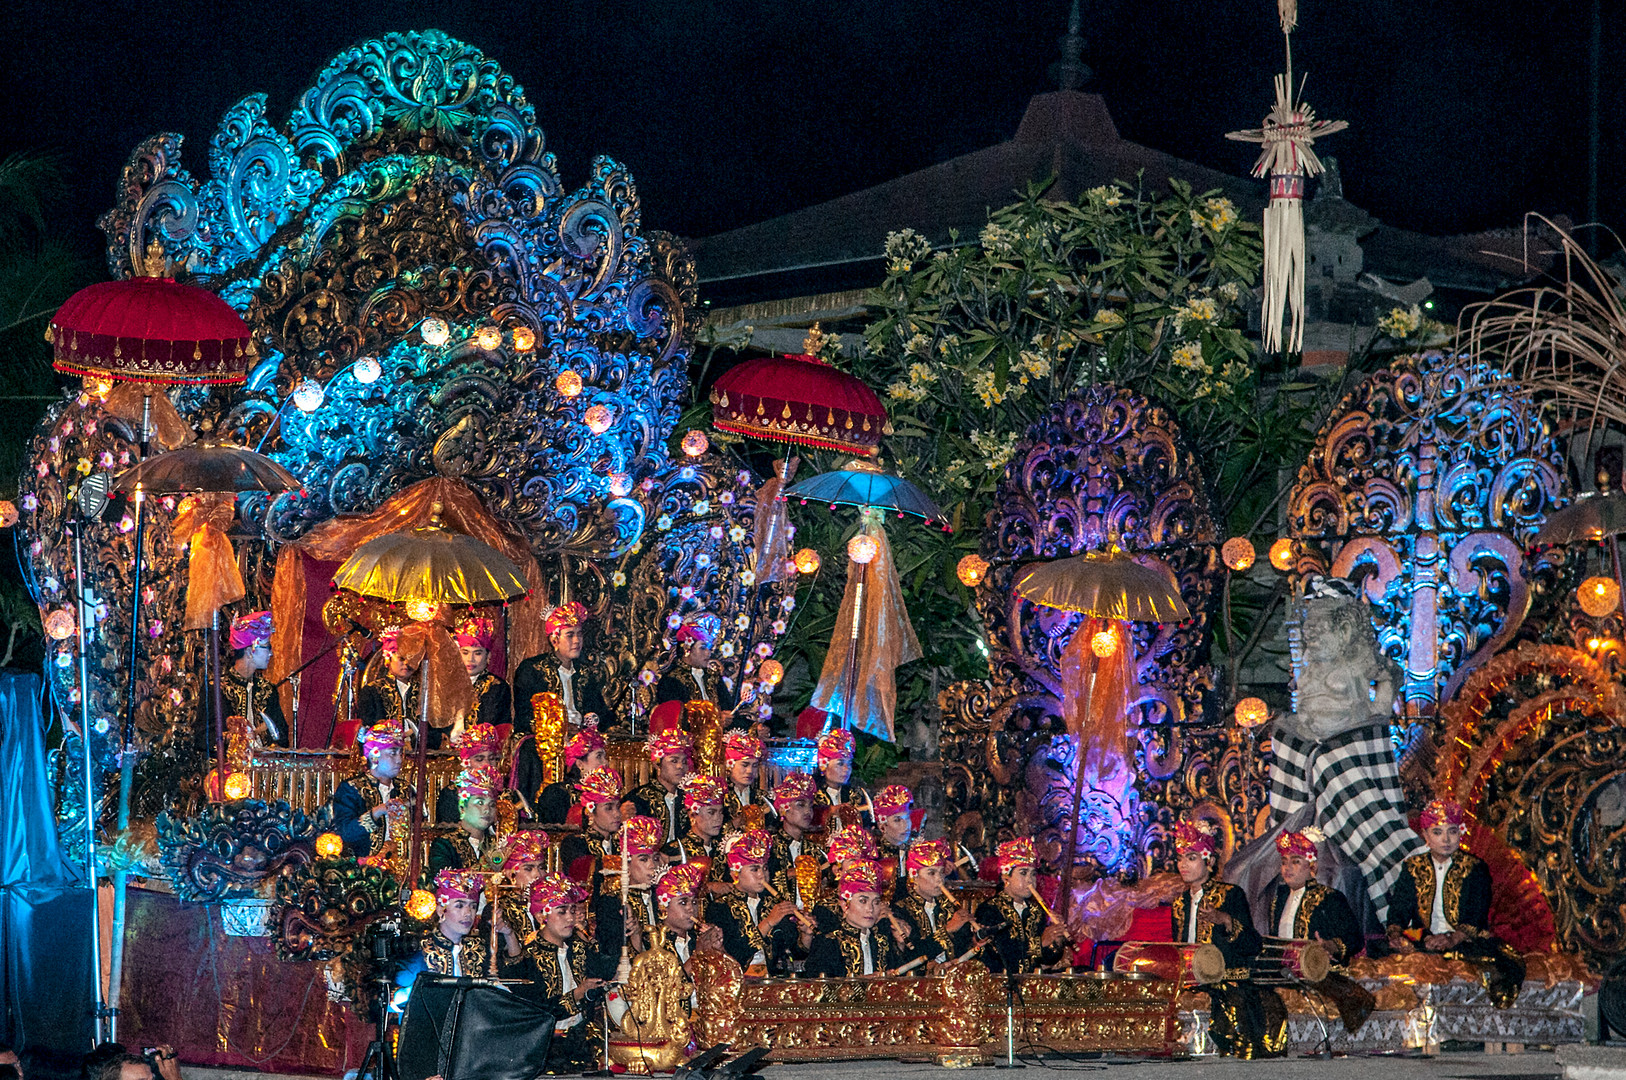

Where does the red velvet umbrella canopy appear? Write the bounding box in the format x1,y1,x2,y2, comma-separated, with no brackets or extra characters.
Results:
48,276,255,386
710,353,890,456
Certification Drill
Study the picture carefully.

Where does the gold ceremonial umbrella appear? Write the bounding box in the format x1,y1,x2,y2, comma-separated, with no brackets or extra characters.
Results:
1016,549,1190,926
331,504,529,887
1014,550,1191,623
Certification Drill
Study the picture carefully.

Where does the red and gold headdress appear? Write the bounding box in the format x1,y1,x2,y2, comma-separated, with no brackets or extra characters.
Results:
1275,825,1325,862
577,767,622,808
646,729,692,764
816,728,854,767
544,601,588,639
564,728,606,770
906,838,953,875
456,766,501,802
452,721,501,760
434,868,483,904
494,829,549,869
453,615,497,651
1419,798,1465,829
771,770,816,811
872,784,913,819
528,873,583,919
724,828,771,871
623,815,664,856
997,836,1036,873
360,721,405,757
825,826,877,867
655,862,707,909
837,860,882,899
681,773,724,812
724,729,763,763
1174,818,1218,860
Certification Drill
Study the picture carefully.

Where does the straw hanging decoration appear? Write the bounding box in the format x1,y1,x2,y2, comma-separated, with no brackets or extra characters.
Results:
1226,0,1346,355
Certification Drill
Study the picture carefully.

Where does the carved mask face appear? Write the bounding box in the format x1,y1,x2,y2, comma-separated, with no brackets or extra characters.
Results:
1291,598,1388,739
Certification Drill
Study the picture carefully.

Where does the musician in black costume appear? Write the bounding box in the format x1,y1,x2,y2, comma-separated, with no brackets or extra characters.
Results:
811,728,871,827
453,614,511,729
327,722,413,857
766,771,824,899
526,729,607,825
1385,798,1524,1009
591,815,663,961
895,839,973,967
812,826,878,933
197,610,287,749
489,830,551,973
515,873,608,1071
418,869,488,977
665,774,730,893
704,828,808,975
721,730,772,828
355,626,432,738
512,602,613,734
654,612,739,714
435,721,503,823
973,836,1070,974
1266,827,1375,1033
1171,819,1285,1059
622,729,692,844
804,861,907,978
427,767,501,877
558,767,624,890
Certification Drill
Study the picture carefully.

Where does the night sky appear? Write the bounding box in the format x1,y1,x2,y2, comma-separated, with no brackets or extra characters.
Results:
0,0,1614,261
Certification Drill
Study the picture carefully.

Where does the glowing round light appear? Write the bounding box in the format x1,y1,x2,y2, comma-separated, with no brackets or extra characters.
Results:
44,609,76,641
224,771,253,800
957,553,990,587
0,500,17,528
1235,696,1271,728
1588,636,1605,652
421,317,450,346
511,326,536,352
1221,537,1256,572
405,888,438,922
315,832,344,859
680,429,709,457
1268,537,1297,572
608,473,633,497
1578,575,1621,618
475,326,503,351
758,658,784,686
405,598,440,623
584,405,613,434
555,369,584,397
84,374,114,399
847,534,879,565
353,356,381,384
794,548,821,574
291,379,325,413
1090,629,1118,658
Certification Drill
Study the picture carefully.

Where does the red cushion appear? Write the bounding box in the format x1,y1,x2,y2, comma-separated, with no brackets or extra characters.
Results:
796,707,828,738
332,719,361,750
649,701,684,734
1128,904,1175,942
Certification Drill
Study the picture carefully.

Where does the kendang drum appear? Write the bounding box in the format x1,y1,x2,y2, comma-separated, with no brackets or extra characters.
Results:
1250,937,1330,985
1113,941,1225,985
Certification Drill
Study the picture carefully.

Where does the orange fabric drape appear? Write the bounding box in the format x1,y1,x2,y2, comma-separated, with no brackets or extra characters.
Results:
1060,617,1134,789
809,519,922,742
750,457,798,584
103,383,196,450
172,492,246,630
268,477,550,735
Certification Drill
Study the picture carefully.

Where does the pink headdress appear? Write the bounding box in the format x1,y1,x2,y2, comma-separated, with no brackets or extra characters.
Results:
724,828,771,871
545,601,588,639
771,771,816,812
724,730,763,763
576,767,622,809
452,722,501,760
1174,819,1218,860
655,862,707,909
454,615,497,651
456,766,501,802
816,728,855,766
229,610,273,650
681,773,724,811
997,836,1036,873
623,815,664,856
837,860,882,900
528,873,582,919
564,728,606,771
825,826,877,867
906,838,953,875
434,868,484,904
494,829,549,869
1419,798,1466,830
872,784,913,819
361,722,405,757
646,729,693,764
1275,826,1325,861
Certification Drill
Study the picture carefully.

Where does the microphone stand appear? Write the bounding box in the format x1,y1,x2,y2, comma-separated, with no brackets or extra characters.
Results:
269,621,370,748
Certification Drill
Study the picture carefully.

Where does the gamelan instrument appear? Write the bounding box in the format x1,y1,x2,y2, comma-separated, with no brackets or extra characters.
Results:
1112,941,1226,985
1249,937,1331,985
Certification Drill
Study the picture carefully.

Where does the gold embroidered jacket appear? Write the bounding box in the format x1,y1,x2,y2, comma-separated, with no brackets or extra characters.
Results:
1386,851,1493,938
1169,881,1263,971
805,922,903,978
973,892,1061,973
626,780,690,844
895,887,971,963
1264,880,1364,962
422,930,489,978
522,935,595,1019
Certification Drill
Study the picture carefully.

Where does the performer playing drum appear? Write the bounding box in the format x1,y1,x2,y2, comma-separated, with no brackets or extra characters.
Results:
1170,819,1286,1059
1385,798,1525,1008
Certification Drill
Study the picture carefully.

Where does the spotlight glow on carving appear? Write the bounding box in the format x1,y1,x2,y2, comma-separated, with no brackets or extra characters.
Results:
1268,537,1296,572
291,380,325,413
353,356,381,384
421,317,450,346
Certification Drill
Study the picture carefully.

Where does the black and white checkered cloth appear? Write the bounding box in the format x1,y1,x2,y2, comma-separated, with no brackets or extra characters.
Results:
1270,721,1424,923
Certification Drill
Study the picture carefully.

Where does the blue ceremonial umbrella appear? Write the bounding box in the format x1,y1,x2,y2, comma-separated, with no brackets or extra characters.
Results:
783,458,949,530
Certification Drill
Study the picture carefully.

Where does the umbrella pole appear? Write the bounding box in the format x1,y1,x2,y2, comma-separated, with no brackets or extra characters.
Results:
212,609,227,796
121,485,146,754
1057,634,1098,926
71,516,107,1044
407,661,431,888
841,565,867,732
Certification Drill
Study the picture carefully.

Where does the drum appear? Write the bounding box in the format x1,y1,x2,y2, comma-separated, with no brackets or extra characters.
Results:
1112,941,1226,985
1251,937,1331,984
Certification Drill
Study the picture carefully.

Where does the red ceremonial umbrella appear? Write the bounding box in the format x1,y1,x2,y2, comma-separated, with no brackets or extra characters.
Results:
48,274,255,386
710,351,890,457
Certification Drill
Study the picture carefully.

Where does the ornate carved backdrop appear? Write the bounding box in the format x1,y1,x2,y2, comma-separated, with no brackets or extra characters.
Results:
17,30,795,844
939,386,1232,873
